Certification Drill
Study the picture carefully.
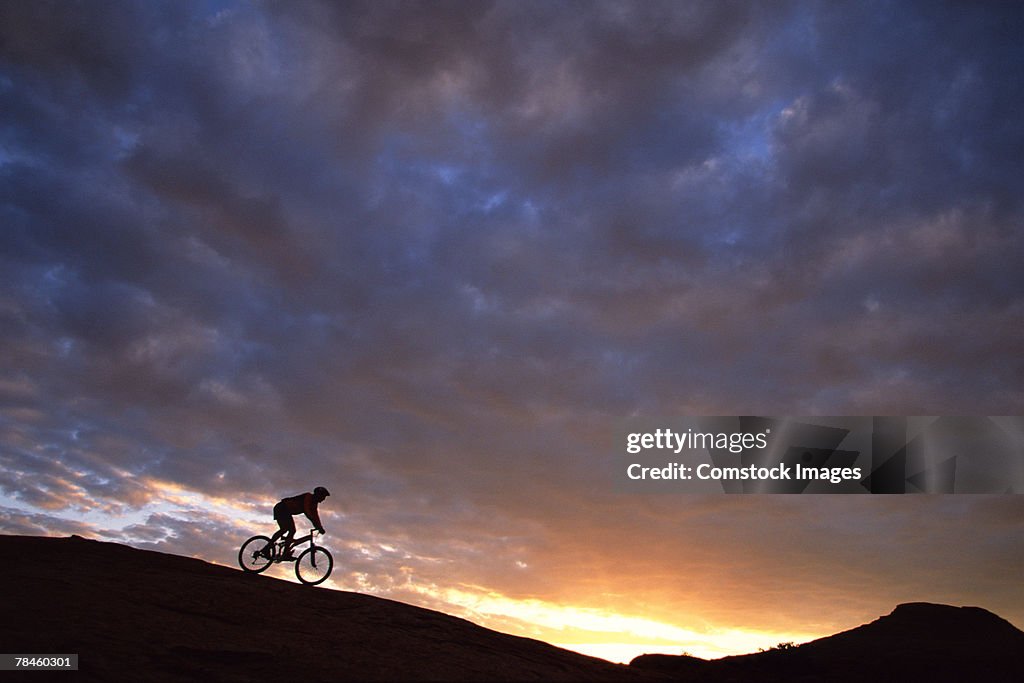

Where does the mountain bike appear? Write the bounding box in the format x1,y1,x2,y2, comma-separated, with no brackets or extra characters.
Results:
237,529,334,586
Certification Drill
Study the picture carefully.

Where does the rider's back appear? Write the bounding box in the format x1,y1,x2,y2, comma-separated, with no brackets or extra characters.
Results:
279,493,311,515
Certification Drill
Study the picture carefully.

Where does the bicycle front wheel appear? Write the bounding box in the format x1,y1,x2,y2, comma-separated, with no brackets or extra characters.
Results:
238,535,273,573
295,546,333,585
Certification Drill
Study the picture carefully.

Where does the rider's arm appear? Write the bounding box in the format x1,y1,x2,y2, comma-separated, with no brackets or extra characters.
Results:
304,493,325,533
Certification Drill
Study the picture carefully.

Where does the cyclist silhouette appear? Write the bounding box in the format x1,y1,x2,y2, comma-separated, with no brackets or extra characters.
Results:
266,487,330,559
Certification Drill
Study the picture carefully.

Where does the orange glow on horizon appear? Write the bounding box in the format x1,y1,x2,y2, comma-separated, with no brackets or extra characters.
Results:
104,483,834,664
400,582,821,663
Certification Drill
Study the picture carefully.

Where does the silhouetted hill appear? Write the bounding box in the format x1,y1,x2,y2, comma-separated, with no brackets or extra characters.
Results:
4,535,1021,682
0,535,656,682
631,602,1024,682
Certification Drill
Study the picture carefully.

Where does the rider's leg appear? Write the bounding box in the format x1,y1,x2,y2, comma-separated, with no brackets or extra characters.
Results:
277,512,297,560
266,528,284,556
266,503,294,558
280,528,296,559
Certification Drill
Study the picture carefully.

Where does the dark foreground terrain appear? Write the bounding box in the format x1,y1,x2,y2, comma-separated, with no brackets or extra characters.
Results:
0,535,652,682
1,535,1022,682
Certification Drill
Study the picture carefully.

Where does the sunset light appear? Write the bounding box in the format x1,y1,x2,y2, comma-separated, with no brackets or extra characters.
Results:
1,1,1022,678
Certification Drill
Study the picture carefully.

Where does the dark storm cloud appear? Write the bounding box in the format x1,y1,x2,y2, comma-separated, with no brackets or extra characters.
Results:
2,0,1023,637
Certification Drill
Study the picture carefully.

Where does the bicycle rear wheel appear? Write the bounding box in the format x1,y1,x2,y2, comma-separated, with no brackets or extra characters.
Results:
295,546,333,585
238,535,273,573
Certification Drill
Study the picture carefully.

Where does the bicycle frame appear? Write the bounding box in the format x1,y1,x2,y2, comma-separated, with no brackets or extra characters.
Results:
275,529,320,561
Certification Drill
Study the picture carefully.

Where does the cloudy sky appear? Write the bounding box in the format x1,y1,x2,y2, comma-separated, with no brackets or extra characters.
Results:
2,0,1023,663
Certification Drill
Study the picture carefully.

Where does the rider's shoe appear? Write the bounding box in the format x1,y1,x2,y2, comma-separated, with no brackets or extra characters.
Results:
281,551,296,561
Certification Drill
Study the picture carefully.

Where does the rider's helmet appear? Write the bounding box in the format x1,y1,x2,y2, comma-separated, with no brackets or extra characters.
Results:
314,486,330,500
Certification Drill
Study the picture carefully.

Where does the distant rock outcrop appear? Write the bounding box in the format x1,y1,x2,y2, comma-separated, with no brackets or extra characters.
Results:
631,602,1024,682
